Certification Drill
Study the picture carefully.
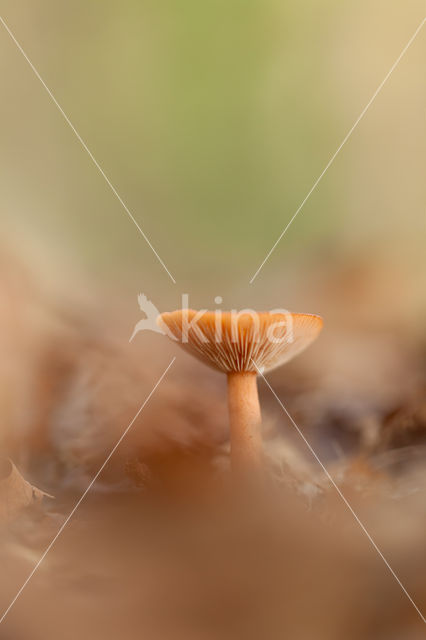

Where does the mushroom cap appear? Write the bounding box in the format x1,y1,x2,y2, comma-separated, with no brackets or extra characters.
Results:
157,309,323,374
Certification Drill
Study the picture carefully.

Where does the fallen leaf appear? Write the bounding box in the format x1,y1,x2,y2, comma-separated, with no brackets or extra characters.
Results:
0,457,52,523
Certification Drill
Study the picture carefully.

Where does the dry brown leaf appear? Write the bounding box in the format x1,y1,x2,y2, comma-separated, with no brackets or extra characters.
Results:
0,457,52,523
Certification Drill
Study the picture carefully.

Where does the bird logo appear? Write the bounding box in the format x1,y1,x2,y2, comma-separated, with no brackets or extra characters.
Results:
129,294,163,342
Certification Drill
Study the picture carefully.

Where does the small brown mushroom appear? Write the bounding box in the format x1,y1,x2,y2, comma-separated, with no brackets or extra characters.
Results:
158,310,323,473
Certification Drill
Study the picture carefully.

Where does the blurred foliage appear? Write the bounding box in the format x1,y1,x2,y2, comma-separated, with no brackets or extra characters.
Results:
0,0,424,292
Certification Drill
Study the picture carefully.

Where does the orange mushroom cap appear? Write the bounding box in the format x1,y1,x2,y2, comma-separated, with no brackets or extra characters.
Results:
158,309,323,374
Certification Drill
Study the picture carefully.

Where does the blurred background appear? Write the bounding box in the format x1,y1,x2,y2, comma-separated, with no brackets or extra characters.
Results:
0,0,424,301
0,1,425,639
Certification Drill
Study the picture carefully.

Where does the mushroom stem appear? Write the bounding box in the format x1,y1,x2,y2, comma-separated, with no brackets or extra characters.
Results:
227,372,262,471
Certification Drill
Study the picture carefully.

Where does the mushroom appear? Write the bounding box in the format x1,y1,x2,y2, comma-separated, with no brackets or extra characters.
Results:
158,310,323,473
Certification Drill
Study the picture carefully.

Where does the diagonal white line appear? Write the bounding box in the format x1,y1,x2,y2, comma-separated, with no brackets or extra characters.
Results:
0,15,176,284
252,360,426,624
249,16,426,284
0,357,176,626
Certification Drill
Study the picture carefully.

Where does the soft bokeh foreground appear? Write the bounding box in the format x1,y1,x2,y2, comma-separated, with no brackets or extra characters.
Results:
0,1,425,638
0,253,425,639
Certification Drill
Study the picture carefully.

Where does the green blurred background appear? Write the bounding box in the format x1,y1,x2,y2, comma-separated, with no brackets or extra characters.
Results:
0,0,424,312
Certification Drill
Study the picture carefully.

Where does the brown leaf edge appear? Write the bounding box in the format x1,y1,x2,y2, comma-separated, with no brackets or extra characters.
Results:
0,457,53,523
